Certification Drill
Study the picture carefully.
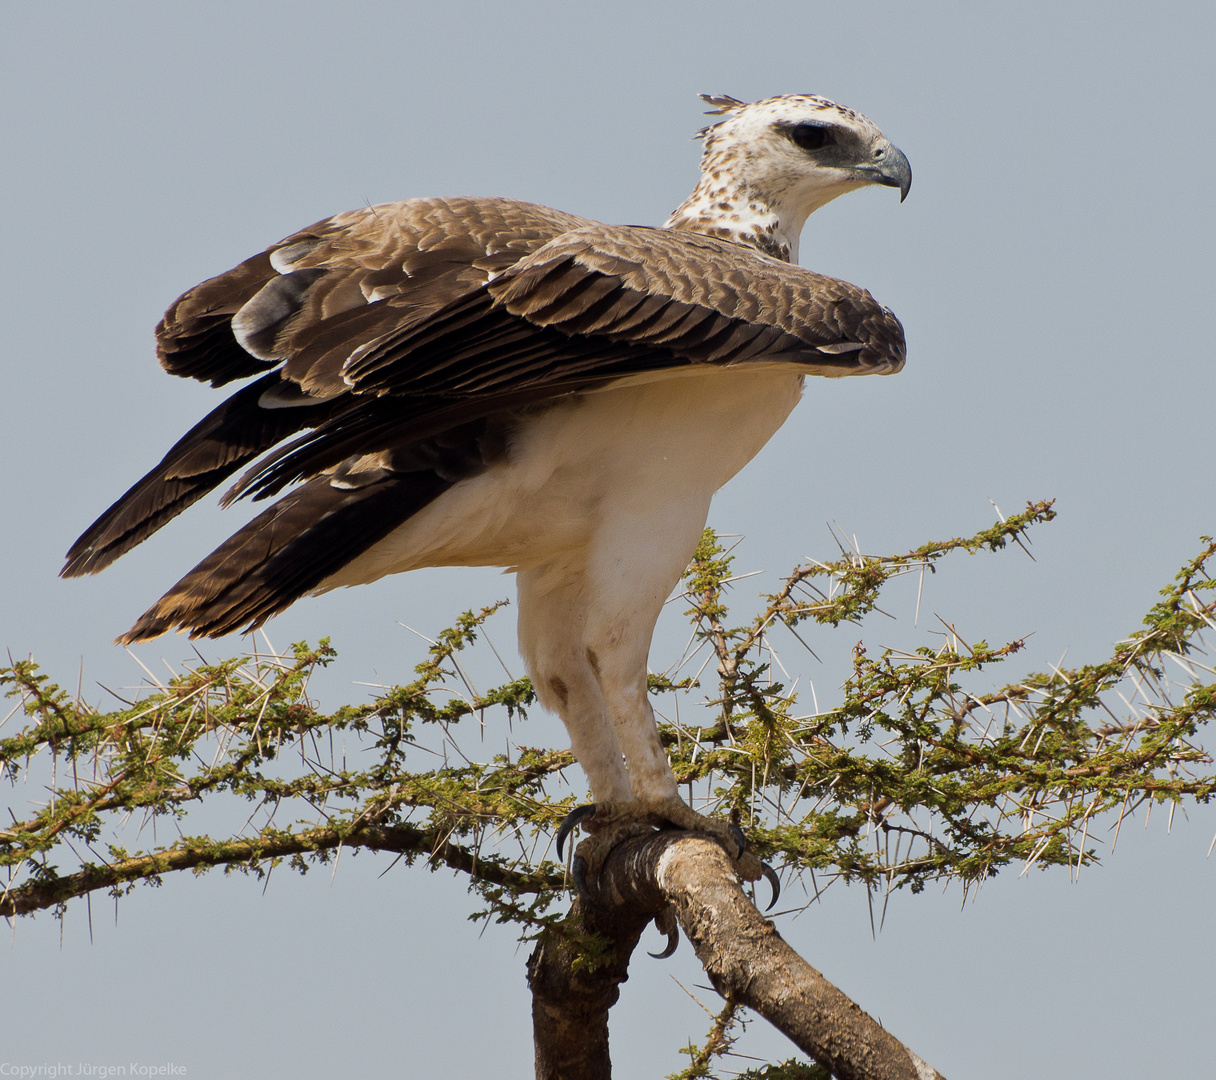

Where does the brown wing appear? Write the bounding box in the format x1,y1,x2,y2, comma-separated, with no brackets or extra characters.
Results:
227,224,905,502
66,208,905,642
157,196,590,388
63,197,587,576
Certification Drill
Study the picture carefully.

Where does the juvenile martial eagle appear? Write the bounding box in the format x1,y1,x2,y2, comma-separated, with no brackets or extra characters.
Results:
64,94,910,873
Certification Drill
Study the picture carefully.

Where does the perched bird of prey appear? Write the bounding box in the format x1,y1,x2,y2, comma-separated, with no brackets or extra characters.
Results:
64,93,909,874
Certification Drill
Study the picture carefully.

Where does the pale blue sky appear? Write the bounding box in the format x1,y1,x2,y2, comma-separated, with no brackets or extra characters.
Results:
3,3,1213,1077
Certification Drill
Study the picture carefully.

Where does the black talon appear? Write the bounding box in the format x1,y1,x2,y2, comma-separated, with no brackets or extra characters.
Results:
761,862,781,911
570,854,602,910
728,823,747,858
648,924,679,960
556,803,597,860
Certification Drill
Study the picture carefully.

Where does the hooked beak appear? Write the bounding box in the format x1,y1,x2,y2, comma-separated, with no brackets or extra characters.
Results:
854,142,912,202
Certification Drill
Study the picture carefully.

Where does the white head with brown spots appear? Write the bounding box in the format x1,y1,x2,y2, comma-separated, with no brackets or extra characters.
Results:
665,93,911,263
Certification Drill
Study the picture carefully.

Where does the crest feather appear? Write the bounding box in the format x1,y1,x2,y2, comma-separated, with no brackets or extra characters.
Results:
695,94,747,141
699,93,745,114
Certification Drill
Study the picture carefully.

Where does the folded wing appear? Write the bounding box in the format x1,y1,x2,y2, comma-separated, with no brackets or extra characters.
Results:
63,199,904,641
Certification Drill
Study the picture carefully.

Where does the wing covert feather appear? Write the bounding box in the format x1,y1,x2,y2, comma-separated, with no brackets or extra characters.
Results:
155,197,589,388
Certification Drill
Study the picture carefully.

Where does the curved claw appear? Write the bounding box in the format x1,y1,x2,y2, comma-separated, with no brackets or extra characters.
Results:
556,803,597,860
571,854,588,895
648,924,679,960
728,823,747,859
570,854,598,909
761,862,781,911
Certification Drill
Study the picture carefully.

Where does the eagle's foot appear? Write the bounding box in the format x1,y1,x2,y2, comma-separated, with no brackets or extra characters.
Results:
563,811,654,909
556,798,779,910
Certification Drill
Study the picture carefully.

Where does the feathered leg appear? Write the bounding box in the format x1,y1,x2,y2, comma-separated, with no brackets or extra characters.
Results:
517,560,632,803
531,498,767,900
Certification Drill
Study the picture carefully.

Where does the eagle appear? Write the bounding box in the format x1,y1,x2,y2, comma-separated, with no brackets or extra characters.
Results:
63,94,910,884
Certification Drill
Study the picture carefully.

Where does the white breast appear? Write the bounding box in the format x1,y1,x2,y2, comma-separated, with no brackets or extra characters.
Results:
316,365,804,591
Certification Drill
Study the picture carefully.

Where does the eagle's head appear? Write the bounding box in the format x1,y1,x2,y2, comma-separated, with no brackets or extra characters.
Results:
667,93,910,261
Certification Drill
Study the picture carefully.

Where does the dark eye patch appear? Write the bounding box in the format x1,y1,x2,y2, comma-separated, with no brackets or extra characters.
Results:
786,123,836,151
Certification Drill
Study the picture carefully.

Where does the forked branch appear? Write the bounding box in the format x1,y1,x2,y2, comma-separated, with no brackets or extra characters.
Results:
531,831,945,1080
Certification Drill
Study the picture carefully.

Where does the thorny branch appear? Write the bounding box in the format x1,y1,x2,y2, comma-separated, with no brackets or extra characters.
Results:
4,505,1214,1077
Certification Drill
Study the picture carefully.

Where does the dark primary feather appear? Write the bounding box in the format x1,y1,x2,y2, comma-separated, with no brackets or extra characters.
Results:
61,372,336,576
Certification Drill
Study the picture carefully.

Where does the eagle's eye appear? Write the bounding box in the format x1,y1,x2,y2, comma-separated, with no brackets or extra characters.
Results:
787,123,835,152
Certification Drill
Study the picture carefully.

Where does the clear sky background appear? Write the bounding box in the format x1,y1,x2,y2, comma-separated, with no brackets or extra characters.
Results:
3,3,1214,1077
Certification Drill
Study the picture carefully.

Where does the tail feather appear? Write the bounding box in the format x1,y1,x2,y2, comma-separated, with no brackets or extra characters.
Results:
120,469,453,643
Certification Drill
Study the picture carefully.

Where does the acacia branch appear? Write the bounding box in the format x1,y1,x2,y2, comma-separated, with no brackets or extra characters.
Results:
528,899,651,1080
1,821,560,918
531,832,945,1080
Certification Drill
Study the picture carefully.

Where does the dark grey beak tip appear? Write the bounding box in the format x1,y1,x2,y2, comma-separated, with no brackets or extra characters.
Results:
889,145,912,203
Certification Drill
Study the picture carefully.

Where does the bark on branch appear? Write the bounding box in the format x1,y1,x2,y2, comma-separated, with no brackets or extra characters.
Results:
530,831,945,1080
0,822,561,918
528,896,651,1080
